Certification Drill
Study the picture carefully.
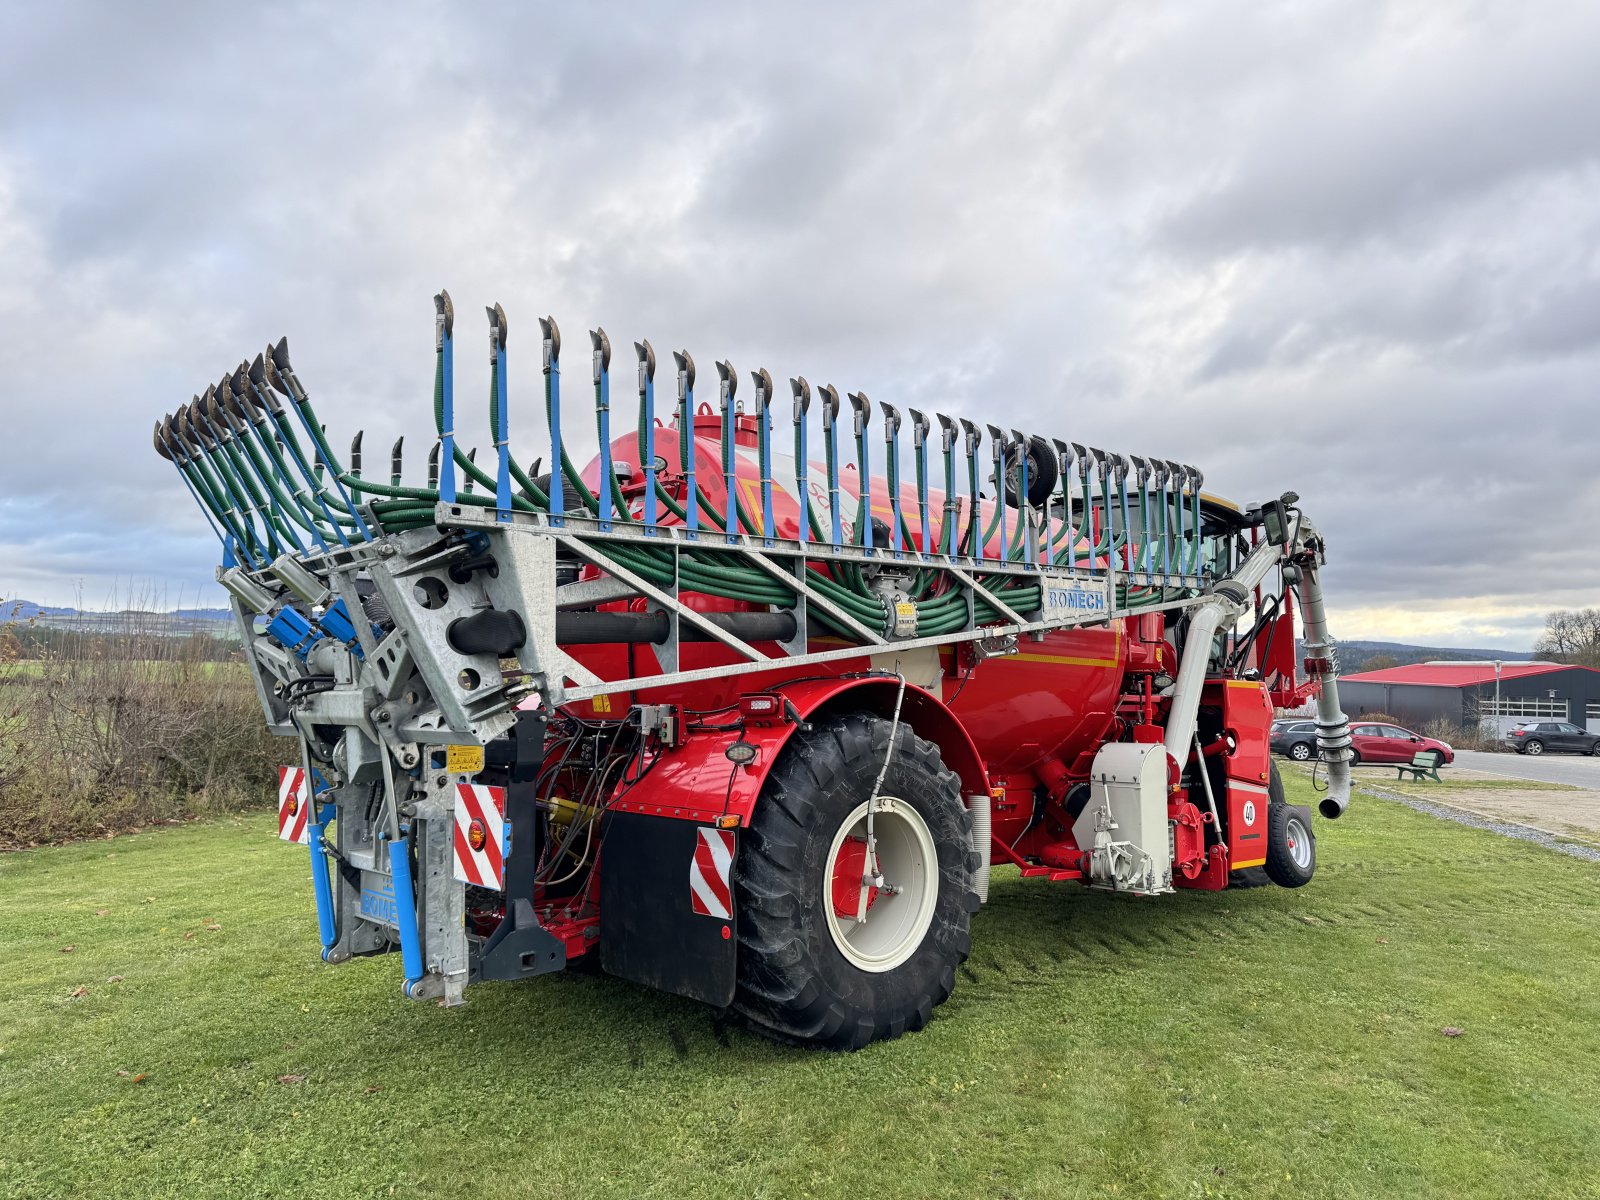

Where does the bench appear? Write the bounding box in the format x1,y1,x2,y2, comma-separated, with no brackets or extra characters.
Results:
1395,749,1443,782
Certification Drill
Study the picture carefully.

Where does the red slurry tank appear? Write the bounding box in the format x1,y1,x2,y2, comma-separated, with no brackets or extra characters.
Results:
573,406,1128,835
163,301,1352,1050
564,396,1325,903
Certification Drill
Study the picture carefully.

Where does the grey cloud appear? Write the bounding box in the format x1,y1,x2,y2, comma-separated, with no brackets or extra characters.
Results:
1161,5,1600,253
1,0,1596,648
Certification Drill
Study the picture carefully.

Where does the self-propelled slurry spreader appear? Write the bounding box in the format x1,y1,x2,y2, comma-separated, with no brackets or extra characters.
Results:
152,294,1352,1048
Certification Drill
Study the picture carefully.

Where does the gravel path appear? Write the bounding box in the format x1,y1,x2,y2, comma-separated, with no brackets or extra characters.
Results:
1359,782,1600,863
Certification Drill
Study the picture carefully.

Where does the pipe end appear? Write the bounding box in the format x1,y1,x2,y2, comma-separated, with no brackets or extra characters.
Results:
751,366,774,403
673,348,695,390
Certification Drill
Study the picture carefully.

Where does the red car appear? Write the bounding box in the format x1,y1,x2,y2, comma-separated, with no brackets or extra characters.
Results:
1347,722,1454,766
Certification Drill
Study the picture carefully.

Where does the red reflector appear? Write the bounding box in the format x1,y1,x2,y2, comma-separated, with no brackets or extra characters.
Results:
468,819,487,852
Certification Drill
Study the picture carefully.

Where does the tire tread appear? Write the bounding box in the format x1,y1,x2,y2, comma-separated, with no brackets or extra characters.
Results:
731,711,976,1049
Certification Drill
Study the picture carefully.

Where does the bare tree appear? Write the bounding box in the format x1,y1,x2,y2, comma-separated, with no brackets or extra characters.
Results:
1534,608,1600,669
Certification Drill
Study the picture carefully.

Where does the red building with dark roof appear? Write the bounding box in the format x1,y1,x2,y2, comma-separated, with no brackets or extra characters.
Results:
1339,661,1600,735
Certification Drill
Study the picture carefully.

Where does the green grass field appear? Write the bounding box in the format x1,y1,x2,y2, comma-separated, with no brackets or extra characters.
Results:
4,772,1599,1199
1330,768,1583,803
1380,776,1578,792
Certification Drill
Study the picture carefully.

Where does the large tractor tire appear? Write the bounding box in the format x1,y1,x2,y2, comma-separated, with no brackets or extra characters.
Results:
732,711,979,1050
1229,864,1273,889
530,471,590,512
1003,435,1060,509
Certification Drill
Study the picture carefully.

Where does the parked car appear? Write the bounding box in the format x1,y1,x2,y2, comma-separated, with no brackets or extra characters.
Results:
1270,720,1321,761
1504,721,1600,756
1346,723,1453,766
1277,720,1454,766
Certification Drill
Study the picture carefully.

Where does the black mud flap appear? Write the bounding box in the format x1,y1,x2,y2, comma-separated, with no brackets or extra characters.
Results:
600,812,737,1007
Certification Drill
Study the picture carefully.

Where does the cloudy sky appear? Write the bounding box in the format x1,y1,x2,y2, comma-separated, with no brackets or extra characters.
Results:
2,1,1596,648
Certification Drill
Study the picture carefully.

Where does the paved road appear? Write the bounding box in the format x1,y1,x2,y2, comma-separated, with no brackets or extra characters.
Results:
1450,748,1600,788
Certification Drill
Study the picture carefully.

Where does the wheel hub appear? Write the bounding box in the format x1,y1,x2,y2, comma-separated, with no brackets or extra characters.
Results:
822,797,939,974
1286,814,1313,870
830,836,881,919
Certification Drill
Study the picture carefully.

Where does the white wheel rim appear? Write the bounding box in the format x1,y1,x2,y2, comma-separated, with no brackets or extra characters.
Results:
1286,814,1312,871
1528,741,1543,754
1291,744,1310,760
823,797,939,973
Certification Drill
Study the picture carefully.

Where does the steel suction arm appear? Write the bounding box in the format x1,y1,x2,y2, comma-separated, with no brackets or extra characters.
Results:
1291,517,1352,818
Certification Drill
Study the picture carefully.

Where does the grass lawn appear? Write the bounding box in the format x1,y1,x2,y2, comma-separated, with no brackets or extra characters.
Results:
4,772,1599,1199
1350,773,1578,795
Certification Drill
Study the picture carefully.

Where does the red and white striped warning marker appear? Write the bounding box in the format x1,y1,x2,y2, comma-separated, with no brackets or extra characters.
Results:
453,784,507,889
689,826,735,919
277,766,310,844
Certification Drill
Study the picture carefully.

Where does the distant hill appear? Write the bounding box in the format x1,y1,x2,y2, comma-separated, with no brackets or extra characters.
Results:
1,599,78,620
1338,640,1535,673
1,598,235,638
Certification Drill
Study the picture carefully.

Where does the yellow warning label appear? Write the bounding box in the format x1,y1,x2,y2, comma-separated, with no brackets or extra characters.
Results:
592,694,613,714
445,744,485,774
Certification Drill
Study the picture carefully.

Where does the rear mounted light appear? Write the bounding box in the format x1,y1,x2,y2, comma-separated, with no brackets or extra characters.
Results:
739,692,782,720
467,819,487,852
